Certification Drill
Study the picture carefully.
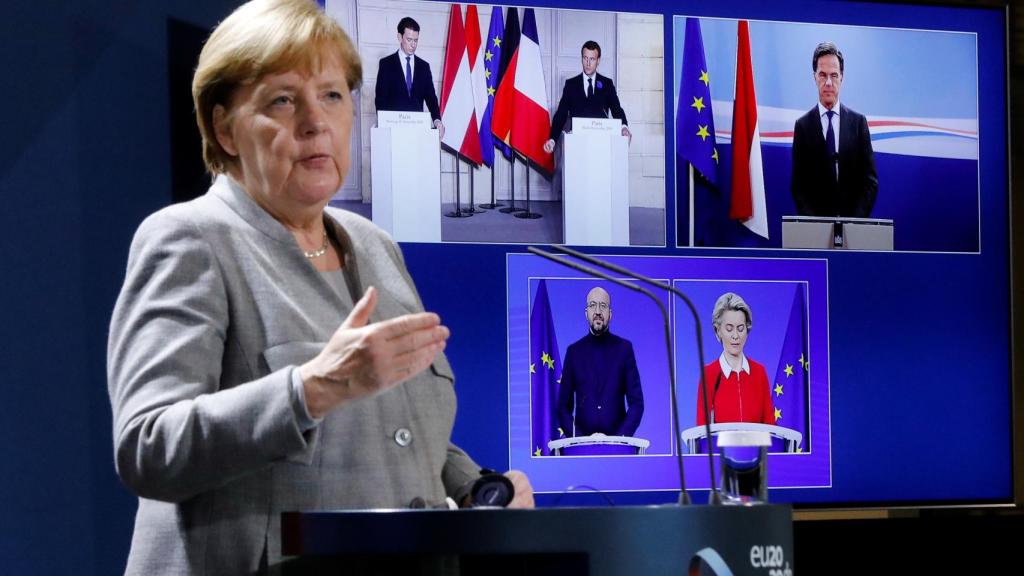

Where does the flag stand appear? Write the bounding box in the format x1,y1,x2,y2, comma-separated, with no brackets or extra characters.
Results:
514,154,542,219
499,154,524,214
479,165,504,209
445,155,473,218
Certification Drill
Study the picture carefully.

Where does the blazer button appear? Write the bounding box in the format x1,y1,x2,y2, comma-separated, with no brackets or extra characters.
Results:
394,428,413,447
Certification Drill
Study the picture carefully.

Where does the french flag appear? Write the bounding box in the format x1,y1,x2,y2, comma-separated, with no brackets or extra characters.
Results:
730,20,768,239
490,8,553,173
440,4,483,165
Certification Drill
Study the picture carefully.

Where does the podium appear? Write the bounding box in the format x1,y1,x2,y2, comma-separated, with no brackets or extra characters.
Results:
782,215,894,250
279,505,794,575
547,434,650,455
562,119,629,246
370,111,441,242
680,423,804,454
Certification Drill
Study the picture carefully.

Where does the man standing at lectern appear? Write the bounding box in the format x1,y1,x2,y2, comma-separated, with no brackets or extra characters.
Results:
374,17,444,139
791,42,878,217
557,287,644,438
543,40,631,154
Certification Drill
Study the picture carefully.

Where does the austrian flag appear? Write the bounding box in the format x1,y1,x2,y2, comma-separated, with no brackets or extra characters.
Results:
440,4,483,164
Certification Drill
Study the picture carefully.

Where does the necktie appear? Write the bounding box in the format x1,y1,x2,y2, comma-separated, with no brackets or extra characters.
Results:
825,110,837,179
587,77,594,98
405,56,412,96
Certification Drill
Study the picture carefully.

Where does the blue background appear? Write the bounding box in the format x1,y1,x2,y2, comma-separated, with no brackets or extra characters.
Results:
0,0,1010,574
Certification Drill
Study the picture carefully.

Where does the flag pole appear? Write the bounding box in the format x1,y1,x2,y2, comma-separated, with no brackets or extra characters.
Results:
499,153,523,214
514,153,542,219
445,154,473,218
689,165,696,246
480,162,503,209
464,163,483,213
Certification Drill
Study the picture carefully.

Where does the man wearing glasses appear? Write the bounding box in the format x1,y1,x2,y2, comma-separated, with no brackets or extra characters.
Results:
791,42,878,218
556,287,644,438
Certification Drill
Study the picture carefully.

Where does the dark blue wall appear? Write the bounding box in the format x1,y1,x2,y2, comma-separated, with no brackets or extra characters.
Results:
0,2,237,573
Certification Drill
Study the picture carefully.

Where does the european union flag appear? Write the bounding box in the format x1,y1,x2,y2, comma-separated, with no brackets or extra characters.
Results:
770,284,809,451
529,280,562,456
676,18,719,185
479,7,504,167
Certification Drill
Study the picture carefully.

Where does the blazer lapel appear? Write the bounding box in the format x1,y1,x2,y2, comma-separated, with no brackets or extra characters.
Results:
212,175,350,311
837,103,854,158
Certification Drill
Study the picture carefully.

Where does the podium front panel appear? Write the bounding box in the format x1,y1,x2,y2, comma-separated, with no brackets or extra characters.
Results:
281,505,793,576
562,132,629,246
371,126,441,243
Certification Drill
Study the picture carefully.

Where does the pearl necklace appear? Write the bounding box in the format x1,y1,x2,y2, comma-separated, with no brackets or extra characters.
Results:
303,232,328,259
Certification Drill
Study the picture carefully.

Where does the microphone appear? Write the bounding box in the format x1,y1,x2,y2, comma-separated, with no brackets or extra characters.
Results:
711,372,723,425
470,470,516,507
541,244,721,505
528,246,694,505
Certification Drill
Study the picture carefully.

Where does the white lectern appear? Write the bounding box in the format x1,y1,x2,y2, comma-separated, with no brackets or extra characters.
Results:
562,118,629,246
370,111,441,242
679,423,804,454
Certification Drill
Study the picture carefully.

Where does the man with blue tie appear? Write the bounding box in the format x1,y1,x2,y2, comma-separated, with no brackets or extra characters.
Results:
543,41,631,154
374,17,444,139
791,42,878,217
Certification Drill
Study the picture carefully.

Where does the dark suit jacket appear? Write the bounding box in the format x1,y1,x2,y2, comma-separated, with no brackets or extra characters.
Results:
549,73,628,140
557,331,644,437
791,103,878,217
374,51,441,121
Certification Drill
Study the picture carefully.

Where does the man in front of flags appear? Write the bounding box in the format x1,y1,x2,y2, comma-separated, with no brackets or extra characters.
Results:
557,287,644,438
374,17,445,139
542,41,631,154
791,42,878,218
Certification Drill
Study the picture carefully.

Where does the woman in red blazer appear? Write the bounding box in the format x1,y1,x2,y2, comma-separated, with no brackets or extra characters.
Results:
696,293,775,426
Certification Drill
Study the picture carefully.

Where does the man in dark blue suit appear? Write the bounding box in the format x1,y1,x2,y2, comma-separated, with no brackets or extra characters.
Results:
374,17,444,138
791,42,878,217
543,40,631,154
557,287,644,437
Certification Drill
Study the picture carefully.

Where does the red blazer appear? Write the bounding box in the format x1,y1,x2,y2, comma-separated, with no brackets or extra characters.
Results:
696,357,775,426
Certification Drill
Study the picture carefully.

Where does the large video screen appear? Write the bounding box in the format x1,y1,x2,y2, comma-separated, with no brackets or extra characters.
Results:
325,0,1011,507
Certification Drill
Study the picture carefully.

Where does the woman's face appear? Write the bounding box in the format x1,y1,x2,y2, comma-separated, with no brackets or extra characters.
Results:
215,49,353,220
716,309,749,358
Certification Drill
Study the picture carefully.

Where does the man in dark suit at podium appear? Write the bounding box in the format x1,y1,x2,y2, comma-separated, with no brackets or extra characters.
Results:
791,42,878,218
543,41,631,154
557,287,644,437
374,17,444,138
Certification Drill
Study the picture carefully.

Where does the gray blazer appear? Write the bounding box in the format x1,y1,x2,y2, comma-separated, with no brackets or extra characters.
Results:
108,176,480,575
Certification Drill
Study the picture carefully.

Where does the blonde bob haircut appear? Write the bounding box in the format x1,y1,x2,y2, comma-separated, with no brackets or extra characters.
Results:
711,292,753,335
192,0,363,174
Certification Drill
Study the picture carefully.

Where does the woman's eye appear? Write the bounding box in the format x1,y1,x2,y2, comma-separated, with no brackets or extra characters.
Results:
271,95,292,106
325,91,344,102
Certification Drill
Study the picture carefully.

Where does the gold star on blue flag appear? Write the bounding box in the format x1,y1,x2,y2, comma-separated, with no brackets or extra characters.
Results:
676,18,718,185
530,280,562,456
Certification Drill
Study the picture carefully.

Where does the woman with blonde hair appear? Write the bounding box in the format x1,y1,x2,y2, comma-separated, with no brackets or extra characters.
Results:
108,1,531,573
